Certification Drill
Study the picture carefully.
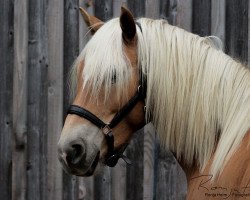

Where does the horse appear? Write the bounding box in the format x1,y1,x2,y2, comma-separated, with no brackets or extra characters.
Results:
57,6,250,199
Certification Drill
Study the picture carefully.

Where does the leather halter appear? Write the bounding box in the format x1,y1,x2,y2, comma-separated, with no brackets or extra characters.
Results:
67,85,146,167
67,22,145,167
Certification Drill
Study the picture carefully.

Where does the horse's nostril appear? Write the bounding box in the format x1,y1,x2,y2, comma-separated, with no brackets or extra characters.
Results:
66,144,85,165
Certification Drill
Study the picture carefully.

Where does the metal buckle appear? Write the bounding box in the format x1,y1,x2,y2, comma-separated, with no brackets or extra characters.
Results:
102,125,112,136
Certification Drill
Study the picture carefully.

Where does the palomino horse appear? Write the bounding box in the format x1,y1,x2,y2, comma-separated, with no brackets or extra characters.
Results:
58,7,250,199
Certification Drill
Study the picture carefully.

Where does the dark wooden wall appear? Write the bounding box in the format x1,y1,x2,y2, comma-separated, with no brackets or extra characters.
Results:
0,0,249,200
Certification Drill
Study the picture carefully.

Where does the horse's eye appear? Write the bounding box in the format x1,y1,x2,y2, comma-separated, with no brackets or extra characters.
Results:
111,73,117,84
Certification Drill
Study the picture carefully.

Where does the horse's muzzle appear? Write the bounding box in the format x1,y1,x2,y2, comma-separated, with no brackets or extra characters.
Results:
57,131,101,176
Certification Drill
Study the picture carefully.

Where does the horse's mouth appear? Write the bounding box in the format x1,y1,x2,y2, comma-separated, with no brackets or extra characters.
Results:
60,151,100,177
82,151,100,176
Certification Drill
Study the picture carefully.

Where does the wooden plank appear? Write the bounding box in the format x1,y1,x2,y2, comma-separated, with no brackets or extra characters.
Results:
145,0,160,19
111,160,126,200
143,124,155,200
211,0,225,49
127,0,145,18
0,0,14,200
175,163,187,199
160,0,177,24
79,177,94,200
63,0,79,116
153,128,186,199
226,0,248,63
12,0,28,199
126,130,144,200
94,0,113,21
113,0,126,17
94,168,112,200
154,145,179,200
155,141,187,199
46,0,63,199
176,0,192,31
63,0,79,199
39,4,48,199
192,0,211,36
27,0,48,199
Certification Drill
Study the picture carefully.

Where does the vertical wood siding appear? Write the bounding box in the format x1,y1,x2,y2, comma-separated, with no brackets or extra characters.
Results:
46,0,64,199
0,1,14,200
226,0,248,62
26,0,48,199
63,1,80,200
0,1,248,200
12,0,28,199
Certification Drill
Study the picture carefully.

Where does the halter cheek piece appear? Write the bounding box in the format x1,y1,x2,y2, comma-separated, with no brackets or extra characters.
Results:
67,22,145,167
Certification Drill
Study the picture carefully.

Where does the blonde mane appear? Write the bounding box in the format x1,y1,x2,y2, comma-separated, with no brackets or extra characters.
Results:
71,18,250,178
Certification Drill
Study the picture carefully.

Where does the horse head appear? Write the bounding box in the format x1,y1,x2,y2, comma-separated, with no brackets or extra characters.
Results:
57,7,145,176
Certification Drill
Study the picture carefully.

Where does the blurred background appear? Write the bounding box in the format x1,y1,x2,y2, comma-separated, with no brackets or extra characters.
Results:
0,0,249,199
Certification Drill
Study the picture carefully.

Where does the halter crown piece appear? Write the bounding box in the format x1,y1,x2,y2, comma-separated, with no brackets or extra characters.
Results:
67,22,146,167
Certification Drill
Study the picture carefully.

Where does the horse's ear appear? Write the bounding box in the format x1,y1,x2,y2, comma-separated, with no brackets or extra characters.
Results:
120,6,136,44
79,7,104,34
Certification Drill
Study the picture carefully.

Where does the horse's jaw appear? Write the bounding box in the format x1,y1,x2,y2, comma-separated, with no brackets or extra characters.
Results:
57,124,104,176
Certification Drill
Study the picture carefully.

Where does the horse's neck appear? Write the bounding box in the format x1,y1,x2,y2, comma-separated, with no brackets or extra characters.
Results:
179,130,250,200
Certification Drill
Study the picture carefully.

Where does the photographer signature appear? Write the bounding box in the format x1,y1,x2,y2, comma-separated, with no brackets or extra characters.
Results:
190,175,250,199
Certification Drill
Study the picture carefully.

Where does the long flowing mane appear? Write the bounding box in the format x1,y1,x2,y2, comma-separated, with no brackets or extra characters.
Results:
71,18,250,178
